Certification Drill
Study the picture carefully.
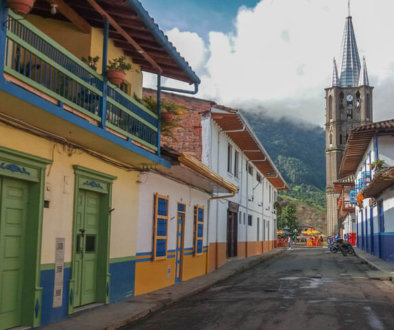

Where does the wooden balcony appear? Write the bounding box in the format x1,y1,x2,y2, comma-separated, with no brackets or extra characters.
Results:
2,11,159,152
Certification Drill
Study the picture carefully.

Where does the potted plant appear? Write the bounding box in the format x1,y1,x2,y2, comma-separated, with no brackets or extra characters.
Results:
356,191,364,208
135,95,186,138
370,159,385,171
106,56,132,85
7,0,35,15
82,56,100,71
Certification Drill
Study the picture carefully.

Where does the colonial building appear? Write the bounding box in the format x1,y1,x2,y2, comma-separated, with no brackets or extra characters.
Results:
325,11,373,235
134,149,236,295
340,120,394,262
0,1,199,328
143,90,288,274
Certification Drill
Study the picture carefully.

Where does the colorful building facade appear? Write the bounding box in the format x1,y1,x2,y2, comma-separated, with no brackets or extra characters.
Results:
339,119,394,262
143,90,288,274
134,151,236,295
0,1,199,328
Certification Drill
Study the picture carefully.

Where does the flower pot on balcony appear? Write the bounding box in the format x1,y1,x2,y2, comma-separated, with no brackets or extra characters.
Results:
106,70,126,85
161,112,175,123
7,0,35,15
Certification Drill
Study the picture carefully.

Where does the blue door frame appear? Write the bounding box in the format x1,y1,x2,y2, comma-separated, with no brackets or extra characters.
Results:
370,207,374,255
175,203,185,283
361,211,364,250
364,207,368,252
378,201,385,258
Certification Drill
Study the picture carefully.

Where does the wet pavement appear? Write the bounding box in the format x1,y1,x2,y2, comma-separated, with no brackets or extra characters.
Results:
124,248,394,330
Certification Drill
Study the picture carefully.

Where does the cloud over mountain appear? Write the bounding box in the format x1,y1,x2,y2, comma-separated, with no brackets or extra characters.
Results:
144,0,394,126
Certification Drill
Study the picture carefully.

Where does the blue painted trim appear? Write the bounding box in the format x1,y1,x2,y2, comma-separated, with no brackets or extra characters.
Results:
135,258,152,263
167,249,176,253
167,255,175,259
127,0,200,85
0,3,7,75
156,74,161,156
183,247,193,252
136,252,152,256
183,252,194,256
100,20,109,128
375,134,379,160
109,260,135,302
0,79,171,167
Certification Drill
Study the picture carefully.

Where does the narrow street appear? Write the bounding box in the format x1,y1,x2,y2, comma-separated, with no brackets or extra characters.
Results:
124,248,394,330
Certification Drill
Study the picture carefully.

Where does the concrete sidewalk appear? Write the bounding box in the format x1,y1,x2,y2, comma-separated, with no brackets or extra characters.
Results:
353,246,394,281
43,248,285,330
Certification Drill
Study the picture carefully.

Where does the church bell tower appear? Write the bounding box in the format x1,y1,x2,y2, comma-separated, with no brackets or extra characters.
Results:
325,11,373,235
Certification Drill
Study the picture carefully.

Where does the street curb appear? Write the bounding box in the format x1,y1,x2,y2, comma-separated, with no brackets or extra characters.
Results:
108,248,286,329
353,247,394,281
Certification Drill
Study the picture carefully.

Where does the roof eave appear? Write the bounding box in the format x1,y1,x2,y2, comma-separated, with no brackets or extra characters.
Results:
127,0,201,85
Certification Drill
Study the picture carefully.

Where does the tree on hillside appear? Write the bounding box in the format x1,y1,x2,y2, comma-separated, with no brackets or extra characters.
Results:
277,204,298,232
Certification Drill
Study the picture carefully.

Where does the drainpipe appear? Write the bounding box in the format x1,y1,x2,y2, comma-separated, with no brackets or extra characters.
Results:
0,3,8,79
374,134,379,160
99,20,109,128
206,196,211,274
161,83,199,95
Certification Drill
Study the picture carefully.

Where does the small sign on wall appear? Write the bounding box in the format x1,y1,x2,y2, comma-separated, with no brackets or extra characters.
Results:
53,238,65,308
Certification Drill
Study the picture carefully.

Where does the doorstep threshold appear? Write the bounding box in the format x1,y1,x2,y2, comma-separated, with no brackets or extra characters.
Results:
73,302,104,314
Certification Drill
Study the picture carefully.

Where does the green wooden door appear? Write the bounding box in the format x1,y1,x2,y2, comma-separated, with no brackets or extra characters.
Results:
73,190,101,307
0,177,29,330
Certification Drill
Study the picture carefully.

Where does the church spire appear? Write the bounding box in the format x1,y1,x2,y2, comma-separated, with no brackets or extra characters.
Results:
339,15,361,87
358,57,369,86
332,58,340,87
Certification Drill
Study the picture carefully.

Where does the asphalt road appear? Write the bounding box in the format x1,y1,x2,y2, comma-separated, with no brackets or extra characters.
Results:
123,247,394,330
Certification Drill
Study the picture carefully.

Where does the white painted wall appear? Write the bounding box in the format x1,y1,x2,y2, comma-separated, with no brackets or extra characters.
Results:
354,134,394,237
136,172,210,253
203,116,277,246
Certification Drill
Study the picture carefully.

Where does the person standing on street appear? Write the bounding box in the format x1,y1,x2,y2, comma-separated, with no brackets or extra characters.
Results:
287,236,292,250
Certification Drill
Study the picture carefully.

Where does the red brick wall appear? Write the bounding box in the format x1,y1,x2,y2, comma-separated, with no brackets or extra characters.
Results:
144,89,214,161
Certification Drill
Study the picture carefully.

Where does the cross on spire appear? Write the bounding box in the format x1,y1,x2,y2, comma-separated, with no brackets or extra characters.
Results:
348,0,351,17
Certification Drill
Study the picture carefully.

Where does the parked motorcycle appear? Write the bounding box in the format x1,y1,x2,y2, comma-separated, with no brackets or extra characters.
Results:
328,238,356,256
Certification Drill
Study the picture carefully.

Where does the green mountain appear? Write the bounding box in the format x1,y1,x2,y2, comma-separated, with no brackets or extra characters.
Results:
242,111,326,211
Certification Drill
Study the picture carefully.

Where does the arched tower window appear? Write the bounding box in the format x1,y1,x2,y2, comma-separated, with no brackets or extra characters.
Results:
356,91,361,108
339,92,344,110
366,93,371,119
328,95,333,120
340,134,343,145
329,133,332,145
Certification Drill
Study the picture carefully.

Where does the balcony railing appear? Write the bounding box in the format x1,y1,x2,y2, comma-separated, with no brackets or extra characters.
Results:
3,11,158,151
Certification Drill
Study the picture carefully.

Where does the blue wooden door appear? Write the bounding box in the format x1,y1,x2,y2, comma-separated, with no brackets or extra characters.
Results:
175,203,185,283
361,211,364,250
370,207,374,255
378,201,385,258
365,208,369,252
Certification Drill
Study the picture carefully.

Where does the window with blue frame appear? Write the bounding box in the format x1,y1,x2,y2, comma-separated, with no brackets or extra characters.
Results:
153,193,169,260
194,205,204,256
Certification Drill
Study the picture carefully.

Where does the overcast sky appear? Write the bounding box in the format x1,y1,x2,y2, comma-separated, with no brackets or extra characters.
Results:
141,0,394,127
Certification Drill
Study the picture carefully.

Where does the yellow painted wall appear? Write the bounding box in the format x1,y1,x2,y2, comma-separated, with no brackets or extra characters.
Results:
27,15,143,98
27,15,91,63
135,258,176,295
181,253,207,281
90,28,143,98
0,122,140,264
